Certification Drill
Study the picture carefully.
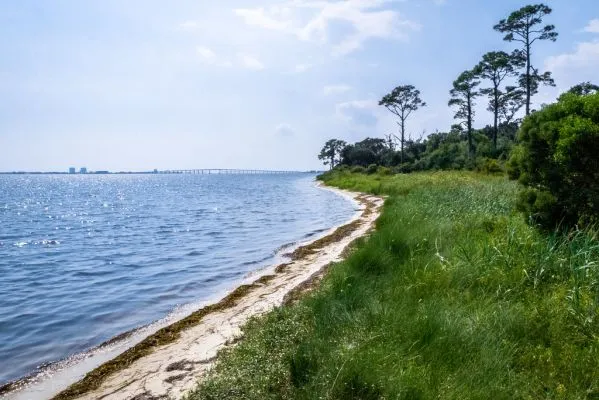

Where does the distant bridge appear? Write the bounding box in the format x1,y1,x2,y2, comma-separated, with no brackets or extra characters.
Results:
157,169,301,175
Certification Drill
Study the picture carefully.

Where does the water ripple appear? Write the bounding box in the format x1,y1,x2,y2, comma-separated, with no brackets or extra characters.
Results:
0,173,356,387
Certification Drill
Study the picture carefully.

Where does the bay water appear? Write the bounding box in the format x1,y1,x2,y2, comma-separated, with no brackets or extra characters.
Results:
0,173,356,388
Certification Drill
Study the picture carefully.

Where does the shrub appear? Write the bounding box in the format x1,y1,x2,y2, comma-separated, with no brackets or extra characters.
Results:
476,158,504,175
377,166,392,176
510,92,599,229
366,164,378,174
351,166,366,174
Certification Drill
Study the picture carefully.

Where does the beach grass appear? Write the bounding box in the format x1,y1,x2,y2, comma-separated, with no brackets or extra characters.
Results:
187,170,599,399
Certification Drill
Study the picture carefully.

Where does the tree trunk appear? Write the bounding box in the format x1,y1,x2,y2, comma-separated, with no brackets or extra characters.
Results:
400,111,405,164
525,37,531,116
493,84,499,150
467,93,473,158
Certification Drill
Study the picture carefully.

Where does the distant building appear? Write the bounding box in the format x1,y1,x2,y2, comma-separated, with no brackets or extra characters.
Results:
153,169,158,174
94,171,110,174
69,167,76,174
80,167,87,174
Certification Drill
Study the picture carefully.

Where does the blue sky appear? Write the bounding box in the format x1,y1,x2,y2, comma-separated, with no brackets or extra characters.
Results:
0,0,598,171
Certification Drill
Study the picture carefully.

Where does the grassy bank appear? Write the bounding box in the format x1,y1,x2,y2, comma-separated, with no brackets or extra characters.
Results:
188,171,599,399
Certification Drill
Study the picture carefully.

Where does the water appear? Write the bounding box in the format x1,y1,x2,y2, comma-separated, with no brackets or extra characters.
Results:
0,173,356,388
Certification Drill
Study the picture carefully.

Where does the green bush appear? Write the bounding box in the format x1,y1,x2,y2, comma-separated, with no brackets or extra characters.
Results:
510,92,599,229
350,165,366,174
476,157,504,174
366,164,378,174
376,166,392,176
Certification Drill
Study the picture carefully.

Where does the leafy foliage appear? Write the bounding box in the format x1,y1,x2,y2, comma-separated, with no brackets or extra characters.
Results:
509,92,599,228
379,85,426,163
566,82,599,96
475,50,525,149
494,3,558,115
449,70,481,157
318,139,347,169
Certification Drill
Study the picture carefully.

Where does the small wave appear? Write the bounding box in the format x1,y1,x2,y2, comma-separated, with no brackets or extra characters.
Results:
302,228,328,239
240,254,274,267
274,241,298,254
186,250,204,257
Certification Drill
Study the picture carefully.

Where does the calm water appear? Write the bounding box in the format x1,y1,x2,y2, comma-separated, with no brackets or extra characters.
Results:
0,173,356,386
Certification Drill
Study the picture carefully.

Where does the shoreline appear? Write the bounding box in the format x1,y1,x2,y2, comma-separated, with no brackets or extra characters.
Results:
2,183,383,400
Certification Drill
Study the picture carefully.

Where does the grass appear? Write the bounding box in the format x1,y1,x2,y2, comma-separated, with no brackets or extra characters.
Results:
186,170,599,400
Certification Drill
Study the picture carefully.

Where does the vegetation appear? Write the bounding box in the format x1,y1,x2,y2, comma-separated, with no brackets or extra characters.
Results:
494,4,558,115
317,3,563,177
449,70,481,158
379,85,426,163
189,171,599,399
318,139,347,170
475,50,525,150
509,92,599,230
185,4,599,399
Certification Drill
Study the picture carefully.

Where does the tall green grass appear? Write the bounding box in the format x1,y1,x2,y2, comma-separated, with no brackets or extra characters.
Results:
188,171,599,399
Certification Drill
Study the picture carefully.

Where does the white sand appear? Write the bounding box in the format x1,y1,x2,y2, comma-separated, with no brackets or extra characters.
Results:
58,188,383,400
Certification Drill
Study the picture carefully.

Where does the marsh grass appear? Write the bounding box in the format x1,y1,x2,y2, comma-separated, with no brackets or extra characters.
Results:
188,171,599,399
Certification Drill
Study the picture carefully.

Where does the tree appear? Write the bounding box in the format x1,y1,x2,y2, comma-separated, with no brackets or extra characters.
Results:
379,85,426,164
318,139,347,169
339,138,390,167
449,70,480,158
567,82,599,96
498,86,526,126
494,4,558,116
475,51,525,149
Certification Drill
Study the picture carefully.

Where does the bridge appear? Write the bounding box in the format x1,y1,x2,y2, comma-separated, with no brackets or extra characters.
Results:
157,169,300,175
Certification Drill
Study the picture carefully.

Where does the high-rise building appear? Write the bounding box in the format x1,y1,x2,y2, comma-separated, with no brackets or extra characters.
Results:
69,167,76,174
80,167,87,174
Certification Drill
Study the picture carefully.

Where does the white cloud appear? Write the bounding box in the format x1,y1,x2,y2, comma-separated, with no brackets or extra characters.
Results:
179,20,199,31
238,54,265,70
323,84,352,95
196,46,233,68
335,99,379,124
275,123,295,136
541,26,599,102
293,63,313,73
233,8,292,31
197,46,217,61
584,19,599,34
234,0,420,56
544,40,599,80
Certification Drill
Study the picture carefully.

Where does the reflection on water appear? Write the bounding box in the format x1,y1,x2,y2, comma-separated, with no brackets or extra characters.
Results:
0,173,356,387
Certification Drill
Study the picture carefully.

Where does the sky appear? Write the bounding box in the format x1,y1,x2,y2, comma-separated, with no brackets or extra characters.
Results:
0,0,598,172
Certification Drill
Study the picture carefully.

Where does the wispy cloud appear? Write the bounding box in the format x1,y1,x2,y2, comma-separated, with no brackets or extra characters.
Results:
335,99,379,125
584,19,599,34
238,54,266,70
234,0,420,56
323,84,352,95
293,63,313,73
275,123,295,137
179,20,199,31
196,46,232,67
543,22,599,94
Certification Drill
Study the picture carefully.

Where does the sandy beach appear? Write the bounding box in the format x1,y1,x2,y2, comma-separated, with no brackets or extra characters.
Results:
16,186,382,400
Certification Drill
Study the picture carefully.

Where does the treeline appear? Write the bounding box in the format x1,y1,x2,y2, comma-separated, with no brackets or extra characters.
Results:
319,3,599,229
